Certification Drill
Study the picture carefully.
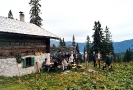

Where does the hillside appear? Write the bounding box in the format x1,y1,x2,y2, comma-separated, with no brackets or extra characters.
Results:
50,39,133,53
0,62,133,90
113,39,133,53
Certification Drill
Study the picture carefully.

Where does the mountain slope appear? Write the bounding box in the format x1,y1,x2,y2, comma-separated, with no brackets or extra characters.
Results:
50,39,133,53
113,39,133,53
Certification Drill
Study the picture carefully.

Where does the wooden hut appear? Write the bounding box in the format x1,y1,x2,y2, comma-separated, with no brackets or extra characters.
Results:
0,16,59,76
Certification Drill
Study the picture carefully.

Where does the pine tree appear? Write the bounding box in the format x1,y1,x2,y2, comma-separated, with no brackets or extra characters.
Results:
8,10,14,19
59,38,63,46
78,52,83,63
102,26,115,59
104,26,110,53
123,48,132,62
123,49,129,62
131,45,133,61
92,21,104,53
72,35,76,47
86,35,91,55
84,46,86,54
29,0,42,27
62,38,66,46
91,22,115,60
53,44,56,47
76,43,79,53
128,48,132,61
117,55,120,63
104,26,114,53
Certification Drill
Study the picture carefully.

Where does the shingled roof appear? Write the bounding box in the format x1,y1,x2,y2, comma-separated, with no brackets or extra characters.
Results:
0,16,59,39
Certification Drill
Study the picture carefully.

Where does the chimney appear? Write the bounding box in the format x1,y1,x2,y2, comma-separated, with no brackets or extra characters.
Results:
19,11,24,22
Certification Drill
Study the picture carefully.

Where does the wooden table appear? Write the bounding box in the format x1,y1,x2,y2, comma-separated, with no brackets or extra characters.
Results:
44,63,54,72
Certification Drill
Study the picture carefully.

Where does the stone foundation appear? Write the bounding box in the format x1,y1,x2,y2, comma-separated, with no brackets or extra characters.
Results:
0,53,50,77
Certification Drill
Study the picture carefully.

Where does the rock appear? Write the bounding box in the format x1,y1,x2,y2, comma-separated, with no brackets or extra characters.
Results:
88,69,96,74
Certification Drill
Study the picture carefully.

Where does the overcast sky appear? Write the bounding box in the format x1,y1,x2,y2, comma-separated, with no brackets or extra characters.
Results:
0,0,133,42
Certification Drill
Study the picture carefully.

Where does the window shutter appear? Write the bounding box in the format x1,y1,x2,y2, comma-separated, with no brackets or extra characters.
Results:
22,59,26,68
31,57,35,66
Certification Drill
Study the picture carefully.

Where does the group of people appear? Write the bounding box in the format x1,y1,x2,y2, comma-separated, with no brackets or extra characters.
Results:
88,51,114,70
41,50,80,72
92,51,102,68
102,52,114,70
84,51,102,67
41,50,114,72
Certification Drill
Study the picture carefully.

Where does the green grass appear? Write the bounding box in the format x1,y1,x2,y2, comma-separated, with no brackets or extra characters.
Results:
0,62,133,90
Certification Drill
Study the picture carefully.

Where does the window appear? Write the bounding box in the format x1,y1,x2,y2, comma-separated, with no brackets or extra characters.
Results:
23,57,34,68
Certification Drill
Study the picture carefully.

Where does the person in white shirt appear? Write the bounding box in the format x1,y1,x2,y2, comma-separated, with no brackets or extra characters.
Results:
96,52,102,68
62,57,69,71
69,51,74,64
84,52,89,66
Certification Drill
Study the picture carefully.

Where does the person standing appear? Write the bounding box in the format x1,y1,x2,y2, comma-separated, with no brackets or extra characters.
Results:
102,52,114,71
75,52,79,65
62,57,69,71
57,51,62,65
108,52,114,70
96,52,102,68
52,52,57,60
84,52,89,66
102,53,109,70
36,62,40,73
65,51,70,63
69,51,74,64
92,51,96,67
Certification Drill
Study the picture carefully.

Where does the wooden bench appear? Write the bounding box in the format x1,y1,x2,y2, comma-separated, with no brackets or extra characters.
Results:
44,63,54,72
77,65,82,68
57,65,62,73
72,66,76,71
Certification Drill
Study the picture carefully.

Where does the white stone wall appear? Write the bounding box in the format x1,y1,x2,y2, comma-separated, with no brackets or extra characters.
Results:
0,58,18,77
0,53,50,77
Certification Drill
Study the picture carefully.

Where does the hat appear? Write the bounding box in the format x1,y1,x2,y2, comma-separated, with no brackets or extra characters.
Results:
85,52,87,53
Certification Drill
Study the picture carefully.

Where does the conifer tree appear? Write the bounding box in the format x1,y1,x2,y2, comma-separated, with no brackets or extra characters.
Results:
128,48,132,61
101,26,115,59
131,45,133,61
86,35,91,55
92,21,104,53
123,49,129,62
53,44,56,47
76,43,79,53
72,35,76,47
62,38,66,46
84,46,86,54
91,22,115,60
117,55,120,63
104,26,110,53
123,48,132,62
104,26,114,53
8,10,14,19
78,52,83,63
29,0,42,27
59,38,63,46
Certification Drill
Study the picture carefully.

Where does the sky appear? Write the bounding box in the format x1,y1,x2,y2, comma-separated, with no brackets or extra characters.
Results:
0,0,133,42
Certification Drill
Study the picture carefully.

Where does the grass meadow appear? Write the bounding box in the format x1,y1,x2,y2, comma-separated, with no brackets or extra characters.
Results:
0,61,133,90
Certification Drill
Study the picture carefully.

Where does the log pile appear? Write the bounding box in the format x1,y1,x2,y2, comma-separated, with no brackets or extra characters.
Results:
50,46,76,54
